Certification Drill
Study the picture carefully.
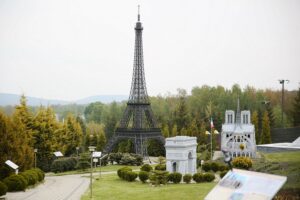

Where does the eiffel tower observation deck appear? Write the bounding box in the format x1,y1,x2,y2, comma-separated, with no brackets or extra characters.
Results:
104,7,164,155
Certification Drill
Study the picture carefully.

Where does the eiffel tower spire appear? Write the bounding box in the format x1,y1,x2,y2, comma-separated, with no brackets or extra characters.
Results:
104,7,164,155
128,5,148,104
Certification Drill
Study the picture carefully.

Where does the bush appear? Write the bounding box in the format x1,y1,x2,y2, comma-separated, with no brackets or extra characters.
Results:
141,164,152,172
218,164,228,172
0,166,13,180
202,162,211,172
220,170,228,179
124,171,138,182
3,175,27,192
20,171,38,186
155,164,166,171
76,153,90,171
193,173,204,183
0,181,7,196
203,173,215,182
149,170,169,186
119,153,143,166
210,162,219,172
33,168,45,181
51,157,77,173
183,174,192,184
109,153,123,164
117,167,132,179
138,171,149,183
168,172,182,184
232,157,252,170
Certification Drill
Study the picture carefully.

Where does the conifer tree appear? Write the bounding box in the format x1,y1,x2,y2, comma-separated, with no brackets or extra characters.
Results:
64,114,83,156
180,127,187,136
260,111,271,144
292,87,300,126
251,111,260,144
171,124,178,137
162,125,170,138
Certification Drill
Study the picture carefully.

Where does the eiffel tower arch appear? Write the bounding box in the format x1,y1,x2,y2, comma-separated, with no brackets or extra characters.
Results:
104,8,165,156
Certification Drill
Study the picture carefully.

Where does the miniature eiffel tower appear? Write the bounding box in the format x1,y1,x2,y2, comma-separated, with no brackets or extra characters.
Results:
104,7,164,155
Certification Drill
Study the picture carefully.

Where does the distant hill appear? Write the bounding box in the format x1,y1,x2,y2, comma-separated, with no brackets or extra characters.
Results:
0,93,128,106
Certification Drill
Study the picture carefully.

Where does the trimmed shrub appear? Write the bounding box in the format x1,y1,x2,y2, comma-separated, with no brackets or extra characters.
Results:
203,173,215,182
51,157,77,173
141,164,152,172
33,168,45,181
183,174,192,184
3,175,27,192
20,171,38,186
0,181,7,196
232,157,252,170
109,153,123,164
220,170,228,179
149,170,169,186
0,166,13,180
155,164,166,171
210,162,219,172
193,173,204,183
138,171,149,183
218,164,227,172
202,162,211,172
124,171,137,182
119,153,143,166
117,167,132,179
130,154,143,166
168,172,182,184
76,153,90,171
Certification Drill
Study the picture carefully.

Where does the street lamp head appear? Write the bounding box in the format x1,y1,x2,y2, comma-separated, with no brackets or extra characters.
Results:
34,149,38,153
76,146,80,150
88,146,96,152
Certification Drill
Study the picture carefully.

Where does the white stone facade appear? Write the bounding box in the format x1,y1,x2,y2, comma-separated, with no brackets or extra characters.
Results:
165,136,197,175
221,101,256,158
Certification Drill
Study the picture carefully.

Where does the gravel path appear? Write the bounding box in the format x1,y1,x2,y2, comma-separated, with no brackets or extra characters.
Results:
5,174,91,200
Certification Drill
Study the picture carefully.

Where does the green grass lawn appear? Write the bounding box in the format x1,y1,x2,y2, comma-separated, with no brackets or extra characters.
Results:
48,165,141,176
254,151,300,189
81,174,216,200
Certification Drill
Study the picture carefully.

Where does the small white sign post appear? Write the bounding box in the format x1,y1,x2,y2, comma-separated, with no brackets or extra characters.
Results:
5,160,19,174
205,169,287,200
53,151,63,157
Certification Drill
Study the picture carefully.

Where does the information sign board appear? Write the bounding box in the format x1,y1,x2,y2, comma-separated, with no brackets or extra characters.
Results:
205,169,287,200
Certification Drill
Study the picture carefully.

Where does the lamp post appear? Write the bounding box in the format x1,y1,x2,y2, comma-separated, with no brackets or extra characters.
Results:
205,129,219,160
34,149,38,168
88,146,96,199
279,79,289,128
76,146,79,159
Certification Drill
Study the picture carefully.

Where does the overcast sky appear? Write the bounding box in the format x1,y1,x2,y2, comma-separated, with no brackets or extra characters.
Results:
0,0,299,101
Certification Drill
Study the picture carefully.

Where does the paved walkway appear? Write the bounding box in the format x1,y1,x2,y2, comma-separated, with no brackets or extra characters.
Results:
5,174,91,200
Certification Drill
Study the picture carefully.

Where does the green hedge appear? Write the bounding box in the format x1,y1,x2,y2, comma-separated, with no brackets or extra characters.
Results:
124,171,138,182
51,157,77,173
141,164,152,172
193,173,204,183
138,171,149,183
3,174,27,192
20,171,38,186
202,162,211,172
183,174,192,184
0,181,7,196
168,172,182,184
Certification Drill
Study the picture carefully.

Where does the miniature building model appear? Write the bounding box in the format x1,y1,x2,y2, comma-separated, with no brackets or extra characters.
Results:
221,100,256,158
165,136,197,175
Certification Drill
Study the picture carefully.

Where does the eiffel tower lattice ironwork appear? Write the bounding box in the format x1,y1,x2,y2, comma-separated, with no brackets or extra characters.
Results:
104,8,164,155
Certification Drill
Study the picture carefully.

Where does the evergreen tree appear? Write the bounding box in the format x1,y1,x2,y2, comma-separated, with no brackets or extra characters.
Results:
174,90,189,131
180,127,187,136
266,105,275,129
260,111,271,144
188,119,198,137
197,121,207,145
292,87,300,126
64,114,83,156
97,131,106,151
162,125,170,138
171,124,178,137
251,111,260,144
12,96,35,170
